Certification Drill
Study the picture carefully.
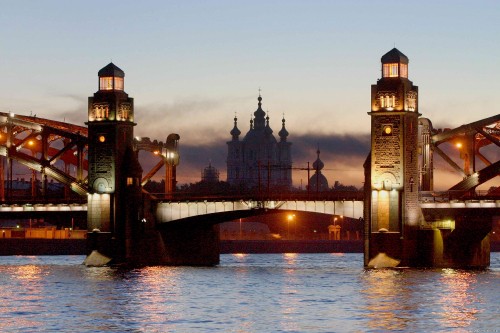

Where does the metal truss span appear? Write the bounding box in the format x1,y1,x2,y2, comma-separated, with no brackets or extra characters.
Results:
421,113,500,193
0,112,176,199
449,159,500,192
0,112,89,196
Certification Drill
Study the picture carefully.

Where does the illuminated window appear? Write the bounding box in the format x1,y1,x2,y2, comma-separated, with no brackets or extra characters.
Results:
400,64,408,78
406,92,416,111
99,77,124,91
100,77,113,90
127,177,133,186
114,77,124,90
380,94,395,110
387,95,395,109
94,105,109,120
118,103,131,121
383,63,399,78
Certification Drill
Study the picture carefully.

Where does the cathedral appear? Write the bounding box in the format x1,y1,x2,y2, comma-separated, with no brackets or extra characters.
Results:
226,94,292,189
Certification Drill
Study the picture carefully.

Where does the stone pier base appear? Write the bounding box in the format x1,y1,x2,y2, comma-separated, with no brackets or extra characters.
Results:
85,223,220,266
366,227,491,269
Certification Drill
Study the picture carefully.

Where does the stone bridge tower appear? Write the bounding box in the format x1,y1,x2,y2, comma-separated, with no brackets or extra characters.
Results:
85,63,143,264
365,48,420,267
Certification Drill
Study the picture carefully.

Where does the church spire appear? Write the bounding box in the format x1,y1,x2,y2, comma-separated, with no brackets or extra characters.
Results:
253,93,266,129
230,114,241,140
312,146,324,172
279,114,289,141
265,111,273,136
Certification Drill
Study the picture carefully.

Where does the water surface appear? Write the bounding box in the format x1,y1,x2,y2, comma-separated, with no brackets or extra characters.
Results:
0,253,498,332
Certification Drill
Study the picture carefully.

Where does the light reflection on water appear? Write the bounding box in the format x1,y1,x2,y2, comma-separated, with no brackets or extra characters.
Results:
438,269,480,328
0,253,497,332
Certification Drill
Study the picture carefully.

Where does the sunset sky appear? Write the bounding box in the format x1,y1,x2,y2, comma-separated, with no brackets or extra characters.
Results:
1,1,499,190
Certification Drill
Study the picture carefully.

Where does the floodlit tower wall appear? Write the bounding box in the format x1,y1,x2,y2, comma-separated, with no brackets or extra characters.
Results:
366,48,420,266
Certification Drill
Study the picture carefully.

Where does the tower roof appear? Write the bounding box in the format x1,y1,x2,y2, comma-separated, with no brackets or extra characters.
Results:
264,114,273,136
243,93,279,144
230,116,241,139
312,149,324,171
98,62,125,77
381,48,408,64
279,116,289,141
253,95,266,129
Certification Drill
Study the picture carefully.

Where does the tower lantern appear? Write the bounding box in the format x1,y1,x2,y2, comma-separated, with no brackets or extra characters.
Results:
372,48,417,113
89,63,133,123
381,48,409,79
98,62,125,91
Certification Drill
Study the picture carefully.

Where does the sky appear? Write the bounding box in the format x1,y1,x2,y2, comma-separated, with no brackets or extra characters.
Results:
1,0,500,190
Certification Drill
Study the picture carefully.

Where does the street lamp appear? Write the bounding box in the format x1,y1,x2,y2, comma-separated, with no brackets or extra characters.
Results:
164,134,180,197
331,215,343,240
287,214,295,240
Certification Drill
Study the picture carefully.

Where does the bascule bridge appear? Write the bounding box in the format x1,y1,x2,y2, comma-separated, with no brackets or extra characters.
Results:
1,55,499,267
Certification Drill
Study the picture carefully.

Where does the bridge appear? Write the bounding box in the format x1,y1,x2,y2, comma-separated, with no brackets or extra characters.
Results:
2,111,499,221
0,111,178,200
2,111,500,217
0,53,499,267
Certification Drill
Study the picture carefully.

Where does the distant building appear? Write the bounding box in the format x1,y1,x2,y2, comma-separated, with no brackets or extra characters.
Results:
308,149,329,192
201,162,219,183
226,94,292,189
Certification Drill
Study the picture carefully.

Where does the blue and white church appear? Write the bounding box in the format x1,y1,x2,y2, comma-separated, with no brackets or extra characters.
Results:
226,94,292,190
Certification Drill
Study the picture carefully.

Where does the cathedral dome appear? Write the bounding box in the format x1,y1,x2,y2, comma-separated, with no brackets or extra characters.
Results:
243,95,277,144
309,173,329,192
202,162,219,183
252,95,266,129
243,127,278,144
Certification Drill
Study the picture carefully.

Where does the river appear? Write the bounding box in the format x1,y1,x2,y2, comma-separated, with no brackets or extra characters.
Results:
0,253,498,332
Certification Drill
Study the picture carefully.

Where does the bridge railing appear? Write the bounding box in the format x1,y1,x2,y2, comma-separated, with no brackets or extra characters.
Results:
149,190,364,202
419,190,498,202
0,198,87,206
